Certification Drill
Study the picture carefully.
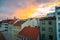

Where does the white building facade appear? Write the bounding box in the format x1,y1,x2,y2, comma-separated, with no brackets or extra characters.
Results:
21,18,40,29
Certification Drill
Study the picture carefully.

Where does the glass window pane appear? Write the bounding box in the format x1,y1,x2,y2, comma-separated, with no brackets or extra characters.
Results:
58,17,60,20
59,34,60,38
58,23,60,32
42,27,45,31
48,21,52,25
57,11,60,15
42,34,45,40
49,27,53,32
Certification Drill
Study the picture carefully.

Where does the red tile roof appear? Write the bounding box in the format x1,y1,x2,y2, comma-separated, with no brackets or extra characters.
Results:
1,19,25,25
9,19,16,24
19,26,40,40
14,21,25,26
2,20,8,23
2,19,16,24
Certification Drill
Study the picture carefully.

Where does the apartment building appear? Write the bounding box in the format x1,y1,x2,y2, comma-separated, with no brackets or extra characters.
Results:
40,16,56,40
55,6,60,40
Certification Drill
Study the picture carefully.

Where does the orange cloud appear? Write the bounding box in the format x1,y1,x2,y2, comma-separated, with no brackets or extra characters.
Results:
47,1,60,7
12,5,37,19
12,1,60,19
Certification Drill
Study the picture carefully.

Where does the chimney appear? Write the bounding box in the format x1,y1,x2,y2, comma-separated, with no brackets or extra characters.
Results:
14,16,16,20
7,17,8,20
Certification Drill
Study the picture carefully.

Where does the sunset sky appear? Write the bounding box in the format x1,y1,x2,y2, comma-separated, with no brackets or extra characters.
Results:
0,0,60,20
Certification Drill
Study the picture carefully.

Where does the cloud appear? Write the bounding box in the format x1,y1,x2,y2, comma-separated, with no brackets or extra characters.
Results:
36,0,57,4
0,0,60,20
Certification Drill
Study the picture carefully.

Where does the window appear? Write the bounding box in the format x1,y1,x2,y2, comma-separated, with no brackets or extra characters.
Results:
58,29,60,32
57,11,60,15
49,27,53,32
42,34,45,40
42,21,45,25
0,23,1,27
49,35,53,40
48,21,52,25
42,22,45,25
0,24,1,27
5,24,8,26
42,27,45,31
5,29,8,31
58,17,60,20
59,34,60,38
58,23,60,32
5,27,8,28
58,23,60,25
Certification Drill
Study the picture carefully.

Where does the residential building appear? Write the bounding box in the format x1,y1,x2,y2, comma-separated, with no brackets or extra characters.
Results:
40,16,56,40
1,19,16,40
47,12,55,17
0,18,19,40
0,18,26,40
21,18,40,30
13,20,26,40
17,26,40,40
55,6,60,40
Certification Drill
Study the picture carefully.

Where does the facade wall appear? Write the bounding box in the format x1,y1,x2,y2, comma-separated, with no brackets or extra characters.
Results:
21,18,39,30
40,19,56,40
0,23,15,40
1,23,22,40
13,26,21,40
55,6,60,40
0,23,5,31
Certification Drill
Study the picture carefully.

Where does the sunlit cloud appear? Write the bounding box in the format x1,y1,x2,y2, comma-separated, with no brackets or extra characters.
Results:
0,0,60,20
12,5,37,19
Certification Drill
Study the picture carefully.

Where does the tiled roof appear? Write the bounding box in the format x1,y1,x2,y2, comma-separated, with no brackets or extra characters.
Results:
2,19,16,24
14,21,25,26
15,21,23,25
1,19,25,25
19,26,40,40
2,20,8,23
9,19,16,24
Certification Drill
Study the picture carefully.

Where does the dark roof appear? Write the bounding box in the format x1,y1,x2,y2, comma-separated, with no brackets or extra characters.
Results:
40,16,56,20
14,21,25,26
0,32,6,40
19,26,40,40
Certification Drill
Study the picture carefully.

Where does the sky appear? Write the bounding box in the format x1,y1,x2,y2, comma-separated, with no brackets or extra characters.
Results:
0,0,60,20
